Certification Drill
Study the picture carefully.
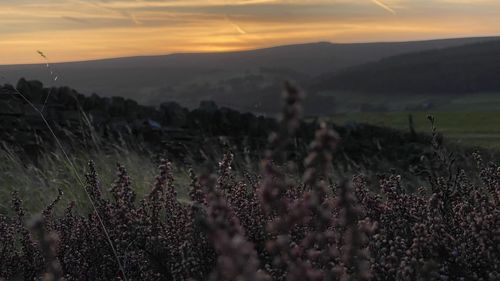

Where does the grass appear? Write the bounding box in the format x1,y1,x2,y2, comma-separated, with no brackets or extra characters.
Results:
327,111,500,149
0,146,162,215
0,144,253,215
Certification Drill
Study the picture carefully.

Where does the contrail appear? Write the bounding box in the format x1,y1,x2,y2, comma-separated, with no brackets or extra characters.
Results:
225,15,247,35
233,23,247,35
127,12,142,25
371,0,396,14
70,0,141,25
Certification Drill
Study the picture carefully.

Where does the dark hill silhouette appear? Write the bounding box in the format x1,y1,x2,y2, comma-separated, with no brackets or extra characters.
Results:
314,40,500,94
1,37,498,110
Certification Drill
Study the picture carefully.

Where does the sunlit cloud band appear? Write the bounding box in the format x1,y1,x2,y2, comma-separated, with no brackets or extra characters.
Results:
1,0,500,64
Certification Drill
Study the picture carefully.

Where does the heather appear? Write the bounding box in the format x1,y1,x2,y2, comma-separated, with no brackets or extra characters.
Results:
0,83,499,280
2,79,496,212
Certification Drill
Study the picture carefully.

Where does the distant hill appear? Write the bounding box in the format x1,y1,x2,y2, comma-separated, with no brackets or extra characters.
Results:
1,36,497,112
314,40,500,94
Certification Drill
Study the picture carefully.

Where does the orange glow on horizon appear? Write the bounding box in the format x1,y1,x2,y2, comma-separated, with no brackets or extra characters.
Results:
1,0,500,64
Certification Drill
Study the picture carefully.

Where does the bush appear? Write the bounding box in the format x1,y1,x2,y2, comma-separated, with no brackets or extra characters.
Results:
0,83,498,281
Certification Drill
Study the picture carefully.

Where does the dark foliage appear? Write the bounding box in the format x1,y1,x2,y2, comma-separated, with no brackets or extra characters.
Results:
1,83,499,281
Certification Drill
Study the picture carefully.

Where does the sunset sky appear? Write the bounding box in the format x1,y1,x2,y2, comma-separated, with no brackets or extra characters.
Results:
1,0,500,64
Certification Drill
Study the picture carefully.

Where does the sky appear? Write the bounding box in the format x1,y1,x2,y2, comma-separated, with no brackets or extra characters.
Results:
1,0,500,64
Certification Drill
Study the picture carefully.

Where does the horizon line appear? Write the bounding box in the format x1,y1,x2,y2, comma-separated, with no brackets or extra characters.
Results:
1,34,499,67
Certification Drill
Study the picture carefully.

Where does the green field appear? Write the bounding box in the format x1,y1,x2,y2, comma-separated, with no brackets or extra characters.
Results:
328,111,500,150
317,91,500,113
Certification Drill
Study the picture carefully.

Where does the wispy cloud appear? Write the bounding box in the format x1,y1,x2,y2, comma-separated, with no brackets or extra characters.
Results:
226,15,247,35
68,0,142,25
1,0,500,64
371,0,396,14
61,16,89,24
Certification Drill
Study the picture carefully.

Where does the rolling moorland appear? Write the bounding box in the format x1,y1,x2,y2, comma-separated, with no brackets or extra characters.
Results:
1,37,500,280
3,37,500,149
310,39,500,149
314,40,500,94
1,36,499,113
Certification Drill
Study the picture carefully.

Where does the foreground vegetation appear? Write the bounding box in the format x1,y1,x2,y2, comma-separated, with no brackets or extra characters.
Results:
0,146,159,215
0,83,498,281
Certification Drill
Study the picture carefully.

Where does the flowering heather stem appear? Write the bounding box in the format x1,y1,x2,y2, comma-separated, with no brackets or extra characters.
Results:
201,173,270,281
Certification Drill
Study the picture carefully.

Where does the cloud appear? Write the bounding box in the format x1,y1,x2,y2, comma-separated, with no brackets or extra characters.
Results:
61,16,89,24
226,15,247,35
1,0,500,64
371,0,396,14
